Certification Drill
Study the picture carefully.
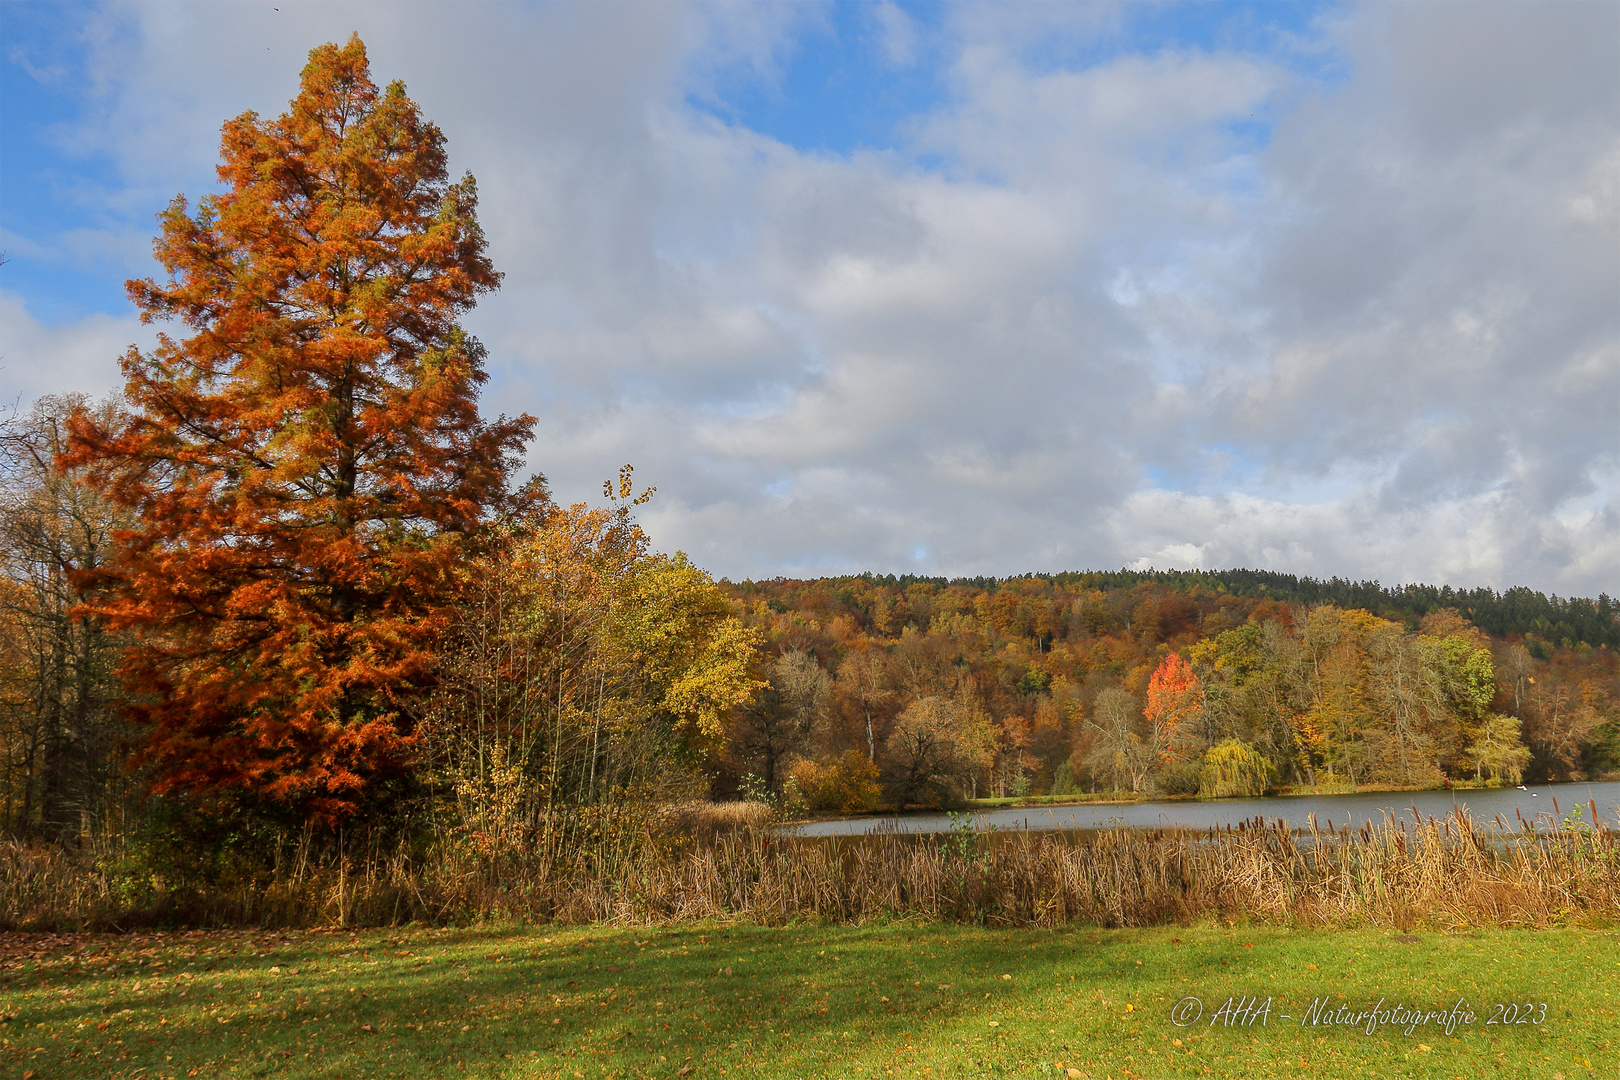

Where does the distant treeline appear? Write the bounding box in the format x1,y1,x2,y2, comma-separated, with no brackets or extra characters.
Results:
789,570,1620,650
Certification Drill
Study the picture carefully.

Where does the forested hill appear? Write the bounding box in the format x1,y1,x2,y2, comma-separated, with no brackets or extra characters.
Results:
715,568,1618,804
732,570,1620,650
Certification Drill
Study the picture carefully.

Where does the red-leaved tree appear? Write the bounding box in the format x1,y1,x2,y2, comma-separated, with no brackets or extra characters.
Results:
62,35,535,823
1144,652,1202,766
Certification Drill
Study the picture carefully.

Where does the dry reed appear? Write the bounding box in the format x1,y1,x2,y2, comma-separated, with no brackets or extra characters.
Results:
2,806,1615,933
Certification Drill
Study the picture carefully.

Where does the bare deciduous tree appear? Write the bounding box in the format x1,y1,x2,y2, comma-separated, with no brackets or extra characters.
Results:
0,396,130,838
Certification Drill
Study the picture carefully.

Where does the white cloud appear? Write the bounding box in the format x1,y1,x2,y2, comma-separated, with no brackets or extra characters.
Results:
9,1,1616,595
1112,481,1620,598
0,291,147,406
870,2,919,69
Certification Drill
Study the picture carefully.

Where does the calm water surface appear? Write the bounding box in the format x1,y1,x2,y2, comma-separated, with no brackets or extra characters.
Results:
789,780,1620,837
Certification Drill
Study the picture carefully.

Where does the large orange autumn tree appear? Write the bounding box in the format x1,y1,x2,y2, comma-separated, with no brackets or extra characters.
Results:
63,36,534,822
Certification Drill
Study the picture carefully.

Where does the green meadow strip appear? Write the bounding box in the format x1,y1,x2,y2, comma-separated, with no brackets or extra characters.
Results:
3,924,1615,1079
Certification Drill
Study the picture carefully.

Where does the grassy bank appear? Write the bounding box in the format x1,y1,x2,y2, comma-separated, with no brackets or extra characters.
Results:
964,792,1188,811
958,779,1593,813
3,923,1615,1079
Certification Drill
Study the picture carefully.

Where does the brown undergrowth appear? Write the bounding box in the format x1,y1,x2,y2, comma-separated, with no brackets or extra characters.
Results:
2,805,1615,933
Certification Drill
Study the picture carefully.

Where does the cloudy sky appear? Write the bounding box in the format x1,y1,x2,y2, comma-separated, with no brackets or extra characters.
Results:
3,1,1616,594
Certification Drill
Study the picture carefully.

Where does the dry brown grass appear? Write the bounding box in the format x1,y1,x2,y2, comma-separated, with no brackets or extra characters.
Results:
2,806,1615,933
654,800,773,843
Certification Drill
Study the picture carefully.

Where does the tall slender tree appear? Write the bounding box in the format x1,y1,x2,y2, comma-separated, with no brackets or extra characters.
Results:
62,36,534,823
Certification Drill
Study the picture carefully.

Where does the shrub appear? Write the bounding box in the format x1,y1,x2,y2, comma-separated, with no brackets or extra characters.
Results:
1154,760,1203,796
787,751,882,814
1050,760,1077,796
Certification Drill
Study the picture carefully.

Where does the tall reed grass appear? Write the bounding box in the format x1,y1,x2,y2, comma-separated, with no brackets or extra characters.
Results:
2,805,1615,933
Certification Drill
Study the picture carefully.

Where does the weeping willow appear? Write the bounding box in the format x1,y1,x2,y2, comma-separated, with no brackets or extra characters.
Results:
1199,738,1271,798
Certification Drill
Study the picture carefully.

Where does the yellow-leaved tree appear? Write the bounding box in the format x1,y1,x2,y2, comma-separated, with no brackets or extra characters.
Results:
427,470,762,870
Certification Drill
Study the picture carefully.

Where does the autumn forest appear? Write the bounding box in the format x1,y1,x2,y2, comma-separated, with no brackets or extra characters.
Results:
1,37,1616,930
715,570,1620,813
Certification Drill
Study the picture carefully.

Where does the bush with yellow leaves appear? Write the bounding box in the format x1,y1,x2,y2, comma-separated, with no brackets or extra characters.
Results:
785,750,883,814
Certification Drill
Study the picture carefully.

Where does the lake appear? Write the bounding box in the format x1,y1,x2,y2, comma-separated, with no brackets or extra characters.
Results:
787,780,1620,837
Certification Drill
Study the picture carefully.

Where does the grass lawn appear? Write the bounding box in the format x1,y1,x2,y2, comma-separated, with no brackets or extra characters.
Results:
2,921,1615,1080
965,793,1164,810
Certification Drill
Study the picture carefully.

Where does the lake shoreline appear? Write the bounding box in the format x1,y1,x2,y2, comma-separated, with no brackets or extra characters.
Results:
777,774,1620,829
782,778,1620,837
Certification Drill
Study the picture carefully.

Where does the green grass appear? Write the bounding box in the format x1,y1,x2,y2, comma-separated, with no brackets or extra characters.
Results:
965,793,1167,809
3,923,1616,1079
962,779,1479,811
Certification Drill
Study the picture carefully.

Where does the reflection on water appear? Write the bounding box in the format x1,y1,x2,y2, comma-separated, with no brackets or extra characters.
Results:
788,780,1620,837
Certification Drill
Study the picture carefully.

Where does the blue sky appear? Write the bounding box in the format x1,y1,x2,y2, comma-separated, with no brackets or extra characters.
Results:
699,1,1343,163
2,1,1615,594
694,1,954,156
4,3,134,321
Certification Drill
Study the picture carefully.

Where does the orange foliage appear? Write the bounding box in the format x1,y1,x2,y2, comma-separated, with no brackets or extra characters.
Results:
60,37,534,823
1144,652,1201,764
